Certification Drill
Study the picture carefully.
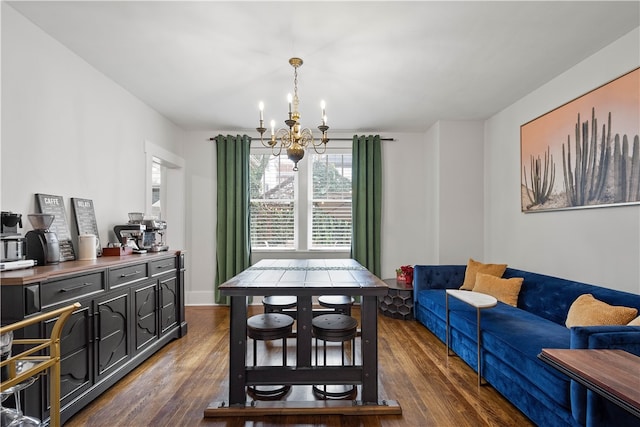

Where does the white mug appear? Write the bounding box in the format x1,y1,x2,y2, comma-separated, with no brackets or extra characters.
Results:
78,234,99,260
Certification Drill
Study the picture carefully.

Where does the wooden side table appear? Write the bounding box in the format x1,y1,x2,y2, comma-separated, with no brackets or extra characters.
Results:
538,349,640,419
380,279,414,320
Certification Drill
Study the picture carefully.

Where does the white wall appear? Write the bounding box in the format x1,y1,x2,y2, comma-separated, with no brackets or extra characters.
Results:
485,27,640,294
433,120,485,264
1,4,186,251
380,132,430,277
181,131,216,305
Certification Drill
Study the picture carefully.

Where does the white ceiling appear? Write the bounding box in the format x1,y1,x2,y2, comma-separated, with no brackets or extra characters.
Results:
7,1,640,134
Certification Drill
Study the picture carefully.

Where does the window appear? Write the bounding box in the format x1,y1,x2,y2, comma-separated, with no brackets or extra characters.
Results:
250,148,352,251
151,158,162,218
310,153,352,248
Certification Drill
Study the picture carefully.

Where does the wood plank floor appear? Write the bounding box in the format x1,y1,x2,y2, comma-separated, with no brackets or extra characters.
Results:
64,306,534,426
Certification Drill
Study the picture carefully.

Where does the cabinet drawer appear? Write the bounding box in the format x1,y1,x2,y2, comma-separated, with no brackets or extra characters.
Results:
150,257,176,277
42,272,104,307
109,263,148,287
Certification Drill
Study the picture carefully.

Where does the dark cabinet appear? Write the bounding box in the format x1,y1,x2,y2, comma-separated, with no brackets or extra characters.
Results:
95,289,131,380
1,251,186,425
133,281,158,352
160,275,178,334
35,303,93,422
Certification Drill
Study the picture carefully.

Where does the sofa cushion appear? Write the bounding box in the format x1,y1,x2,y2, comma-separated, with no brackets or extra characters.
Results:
565,294,638,327
460,258,507,290
473,273,523,306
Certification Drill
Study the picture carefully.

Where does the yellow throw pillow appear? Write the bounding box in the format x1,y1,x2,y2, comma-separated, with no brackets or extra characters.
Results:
460,258,507,290
472,273,523,307
628,316,640,326
565,294,638,328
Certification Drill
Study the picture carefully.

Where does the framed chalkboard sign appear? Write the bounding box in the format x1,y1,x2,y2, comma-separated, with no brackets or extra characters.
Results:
35,193,76,261
71,197,102,256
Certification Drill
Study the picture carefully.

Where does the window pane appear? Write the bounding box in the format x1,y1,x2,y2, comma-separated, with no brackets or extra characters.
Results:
250,200,294,248
250,154,296,249
311,153,352,249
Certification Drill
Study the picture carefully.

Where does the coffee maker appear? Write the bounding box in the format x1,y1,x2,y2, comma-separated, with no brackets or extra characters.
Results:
25,214,60,265
140,219,168,252
1,211,25,262
113,212,168,253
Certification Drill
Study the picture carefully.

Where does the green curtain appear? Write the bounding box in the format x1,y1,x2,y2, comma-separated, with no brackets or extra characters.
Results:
214,134,251,304
351,134,382,277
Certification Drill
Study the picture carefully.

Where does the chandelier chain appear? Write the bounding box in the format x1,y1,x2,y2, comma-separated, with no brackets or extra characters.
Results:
293,66,299,113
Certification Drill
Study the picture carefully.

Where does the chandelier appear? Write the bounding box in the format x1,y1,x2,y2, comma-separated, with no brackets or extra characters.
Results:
256,57,329,171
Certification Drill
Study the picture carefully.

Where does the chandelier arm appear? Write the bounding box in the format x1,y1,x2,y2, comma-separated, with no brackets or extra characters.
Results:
276,128,293,150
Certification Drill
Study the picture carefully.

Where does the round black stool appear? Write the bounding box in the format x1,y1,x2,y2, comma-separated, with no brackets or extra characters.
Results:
312,313,358,399
246,313,294,399
318,295,355,316
262,295,297,317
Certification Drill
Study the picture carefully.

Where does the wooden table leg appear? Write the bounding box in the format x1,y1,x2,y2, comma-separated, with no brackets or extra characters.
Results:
361,295,378,404
297,295,313,367
228,295,247,406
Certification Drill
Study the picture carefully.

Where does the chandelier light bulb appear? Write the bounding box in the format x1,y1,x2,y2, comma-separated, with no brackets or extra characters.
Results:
270,120,275,136
259,101,264,121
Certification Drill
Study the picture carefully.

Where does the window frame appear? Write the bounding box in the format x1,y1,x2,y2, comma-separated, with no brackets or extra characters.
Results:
250,140,352,254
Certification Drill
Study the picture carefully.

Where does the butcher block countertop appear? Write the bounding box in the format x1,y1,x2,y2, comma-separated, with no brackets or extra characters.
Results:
1,250,181,286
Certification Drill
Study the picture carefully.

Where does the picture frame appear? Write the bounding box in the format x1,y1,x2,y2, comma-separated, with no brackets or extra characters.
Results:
520,67,639,213
35,193,76,261
71,197,102,256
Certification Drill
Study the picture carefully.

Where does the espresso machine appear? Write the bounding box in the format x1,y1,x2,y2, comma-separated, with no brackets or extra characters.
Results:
113,223,147,254
140,219,168,252
25,213,60,265
113,213,168,253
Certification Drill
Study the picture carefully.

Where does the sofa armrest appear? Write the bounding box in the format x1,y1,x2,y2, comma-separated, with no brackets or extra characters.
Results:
570,325,640,355
569,326,640,425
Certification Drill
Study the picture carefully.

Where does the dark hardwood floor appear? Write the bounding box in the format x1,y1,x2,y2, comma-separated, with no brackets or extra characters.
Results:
64,306,534,426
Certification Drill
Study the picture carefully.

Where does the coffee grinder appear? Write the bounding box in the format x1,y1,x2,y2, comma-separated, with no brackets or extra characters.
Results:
25,214,60,265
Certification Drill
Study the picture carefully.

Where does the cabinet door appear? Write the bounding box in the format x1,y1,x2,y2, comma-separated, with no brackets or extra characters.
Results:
94,290,130,381
133,281,158,352
159,274,178,335
42,304,92,418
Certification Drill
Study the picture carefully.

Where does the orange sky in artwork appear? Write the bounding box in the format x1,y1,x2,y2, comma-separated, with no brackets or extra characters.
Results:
521,68,640,193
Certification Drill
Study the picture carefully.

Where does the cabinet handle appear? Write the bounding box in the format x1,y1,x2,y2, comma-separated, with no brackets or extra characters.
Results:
61,282,92,292
120,271,141,278
155,264,172,269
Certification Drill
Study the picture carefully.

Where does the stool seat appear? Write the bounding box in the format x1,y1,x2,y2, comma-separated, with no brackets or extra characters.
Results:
312,314,358,341
262,295,297,309
262,296,297,318
318,295,355,316
247,313,294,341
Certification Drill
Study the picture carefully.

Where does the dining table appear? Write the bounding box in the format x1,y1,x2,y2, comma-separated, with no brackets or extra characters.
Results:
204,258,402,416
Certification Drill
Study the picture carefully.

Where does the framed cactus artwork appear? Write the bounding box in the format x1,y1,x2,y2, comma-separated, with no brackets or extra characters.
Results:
520,67,639,213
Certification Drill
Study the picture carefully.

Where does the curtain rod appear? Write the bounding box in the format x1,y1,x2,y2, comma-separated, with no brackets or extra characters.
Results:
209,136,394,141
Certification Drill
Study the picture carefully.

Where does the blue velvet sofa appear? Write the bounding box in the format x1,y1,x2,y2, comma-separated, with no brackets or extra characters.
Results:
413,265,640,427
